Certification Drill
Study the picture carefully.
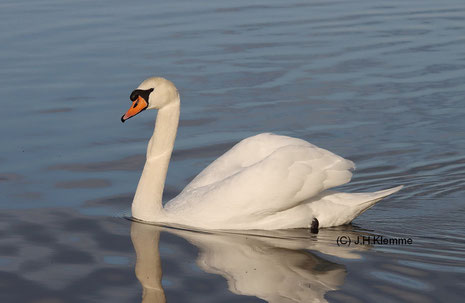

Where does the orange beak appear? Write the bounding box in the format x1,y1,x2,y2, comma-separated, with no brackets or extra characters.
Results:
121,96,148,123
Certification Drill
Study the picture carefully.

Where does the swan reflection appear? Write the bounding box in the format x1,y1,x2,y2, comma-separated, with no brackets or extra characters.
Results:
131,222,370,303
131,223,166,303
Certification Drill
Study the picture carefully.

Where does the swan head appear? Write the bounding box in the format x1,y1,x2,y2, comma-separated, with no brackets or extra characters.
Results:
121,77,179,122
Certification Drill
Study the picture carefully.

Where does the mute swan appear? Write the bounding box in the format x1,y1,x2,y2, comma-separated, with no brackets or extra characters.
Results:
121,77,402,231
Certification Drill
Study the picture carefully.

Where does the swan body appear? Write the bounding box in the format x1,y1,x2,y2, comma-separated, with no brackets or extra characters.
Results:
122,77,402,230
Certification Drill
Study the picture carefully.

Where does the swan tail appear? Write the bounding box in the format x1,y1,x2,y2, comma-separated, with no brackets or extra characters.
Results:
312,185,404,227
360,185,403,202
338,185,403,206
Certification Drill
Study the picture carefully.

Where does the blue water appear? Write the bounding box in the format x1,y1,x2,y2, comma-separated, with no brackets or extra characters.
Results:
1,0,465,302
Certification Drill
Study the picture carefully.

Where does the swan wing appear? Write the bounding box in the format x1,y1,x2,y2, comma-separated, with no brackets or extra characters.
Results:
165,133,354,226
183,133,312,190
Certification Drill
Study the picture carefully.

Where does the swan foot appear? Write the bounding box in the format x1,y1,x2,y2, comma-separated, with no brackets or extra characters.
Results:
310,218,319,234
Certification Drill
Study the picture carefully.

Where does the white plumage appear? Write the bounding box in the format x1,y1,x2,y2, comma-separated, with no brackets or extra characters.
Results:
123,77,402,230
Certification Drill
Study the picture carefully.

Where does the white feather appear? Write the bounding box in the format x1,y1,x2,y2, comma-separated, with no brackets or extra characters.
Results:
128,77,403,230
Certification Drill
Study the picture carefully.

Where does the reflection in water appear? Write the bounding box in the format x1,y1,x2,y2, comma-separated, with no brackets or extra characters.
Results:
131,222,370,303
131,223,166,303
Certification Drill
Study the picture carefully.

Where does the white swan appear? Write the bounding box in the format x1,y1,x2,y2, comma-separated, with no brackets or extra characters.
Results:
121,77,402,230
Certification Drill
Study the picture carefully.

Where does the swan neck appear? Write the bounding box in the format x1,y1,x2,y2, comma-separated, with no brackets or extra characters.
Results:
148,100,180,160
131,98,180,221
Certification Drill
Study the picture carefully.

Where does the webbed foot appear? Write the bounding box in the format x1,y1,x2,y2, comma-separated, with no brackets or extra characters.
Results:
310,217,319,234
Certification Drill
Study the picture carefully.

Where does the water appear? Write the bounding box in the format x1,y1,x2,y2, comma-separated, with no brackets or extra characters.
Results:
1,0,465,301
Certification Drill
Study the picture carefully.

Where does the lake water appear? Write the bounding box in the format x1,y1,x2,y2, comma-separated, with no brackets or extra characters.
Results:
1,0,465,302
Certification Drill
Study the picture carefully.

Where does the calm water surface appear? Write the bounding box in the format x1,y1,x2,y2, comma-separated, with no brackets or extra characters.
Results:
1,0,465,302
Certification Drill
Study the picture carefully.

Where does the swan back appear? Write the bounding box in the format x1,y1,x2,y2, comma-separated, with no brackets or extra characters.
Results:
184,133,354,192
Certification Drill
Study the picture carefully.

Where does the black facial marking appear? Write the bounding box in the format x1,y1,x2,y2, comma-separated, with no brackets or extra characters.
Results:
130,88,154,102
